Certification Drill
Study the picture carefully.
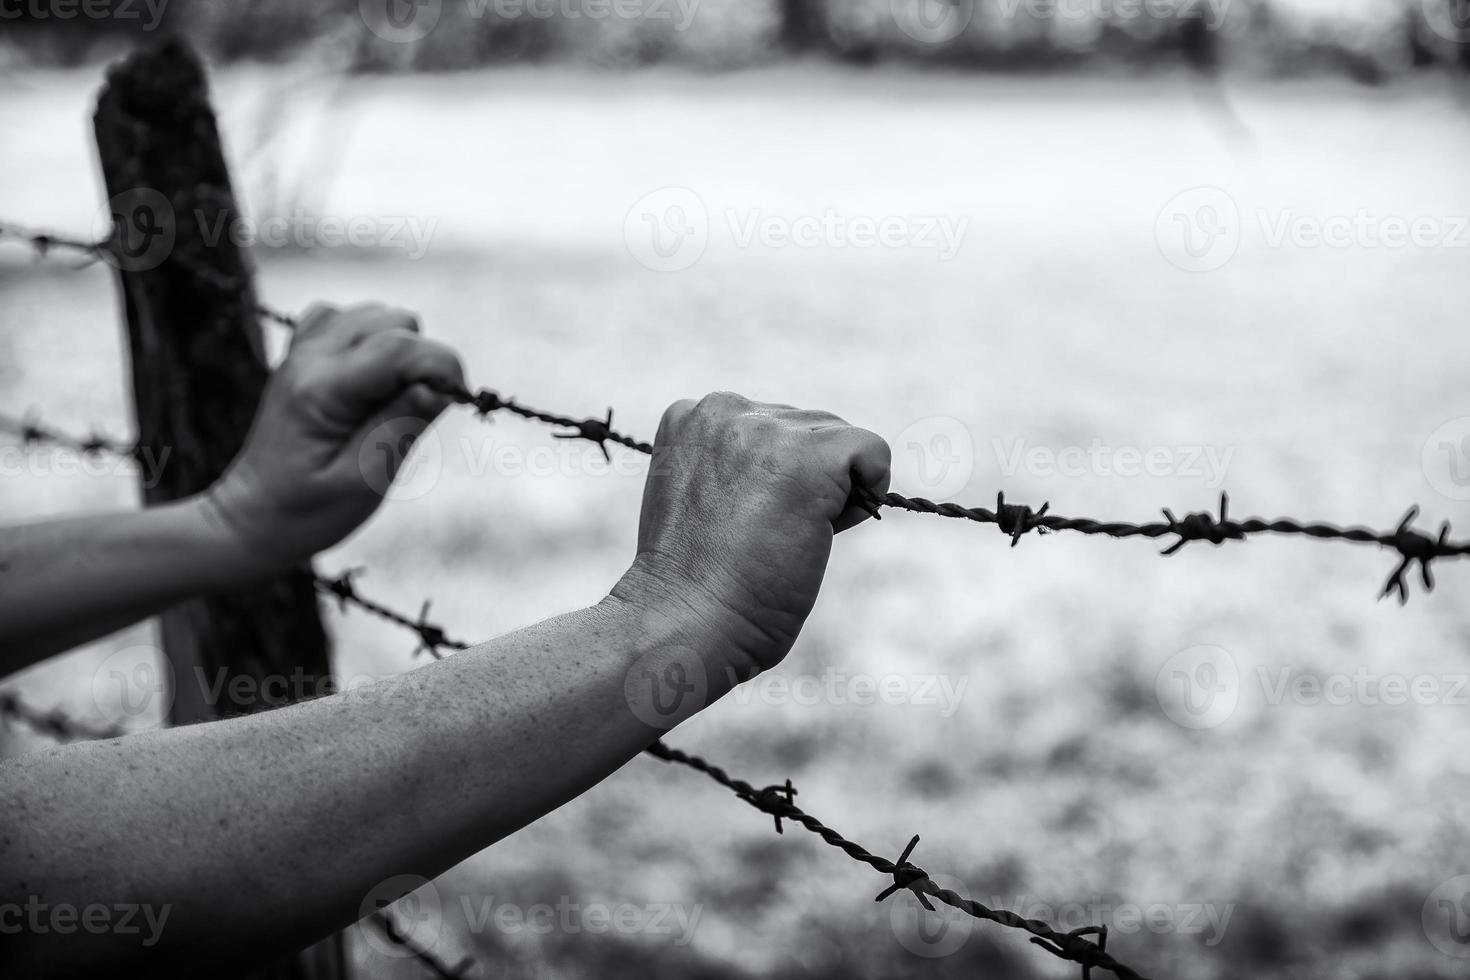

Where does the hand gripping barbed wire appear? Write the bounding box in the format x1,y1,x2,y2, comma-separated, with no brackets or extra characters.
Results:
3,401,1466,605
0,592,1149,979
304,573,1148,979
6,217,1466,603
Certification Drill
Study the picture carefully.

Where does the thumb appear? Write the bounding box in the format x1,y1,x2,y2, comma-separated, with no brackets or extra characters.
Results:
332,330,466,422
350,383,456,491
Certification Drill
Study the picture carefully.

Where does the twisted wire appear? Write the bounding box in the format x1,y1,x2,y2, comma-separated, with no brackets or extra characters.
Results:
8,216,1459,604
3,403,1464,603
306,572,1144,979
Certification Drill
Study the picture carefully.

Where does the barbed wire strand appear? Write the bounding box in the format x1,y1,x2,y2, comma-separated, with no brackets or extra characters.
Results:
239,566,1158,978
3,397,1463,604
307,573,1143,979
6,215,1458,979
8,218,1463,603
0,598,1143,978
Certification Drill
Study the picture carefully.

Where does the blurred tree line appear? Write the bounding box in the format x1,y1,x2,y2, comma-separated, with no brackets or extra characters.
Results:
2,0,1467,79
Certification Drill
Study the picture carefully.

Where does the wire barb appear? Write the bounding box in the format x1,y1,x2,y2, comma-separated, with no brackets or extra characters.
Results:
744,778,799,834
874,835,934,910
312,572,471,660
1159,491,1246,556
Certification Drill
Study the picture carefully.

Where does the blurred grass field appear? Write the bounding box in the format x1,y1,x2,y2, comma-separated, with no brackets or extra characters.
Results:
4,64,1470,978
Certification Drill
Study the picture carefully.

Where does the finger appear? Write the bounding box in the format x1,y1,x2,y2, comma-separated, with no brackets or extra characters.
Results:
818,427,892,533
355,382,455,461
655,398,698,447
782,408,847,431
289,302,340,348
300,303,421,355
330,331,466,421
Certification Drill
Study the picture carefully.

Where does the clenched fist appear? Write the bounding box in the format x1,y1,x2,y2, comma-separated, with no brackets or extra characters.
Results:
203,302,465,574
616,392,891,678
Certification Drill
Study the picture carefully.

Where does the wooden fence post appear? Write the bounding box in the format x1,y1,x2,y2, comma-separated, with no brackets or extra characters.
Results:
93,38,346,980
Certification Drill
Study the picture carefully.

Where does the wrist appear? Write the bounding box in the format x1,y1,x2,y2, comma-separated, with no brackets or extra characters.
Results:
605,554,772,687
186,490,296,588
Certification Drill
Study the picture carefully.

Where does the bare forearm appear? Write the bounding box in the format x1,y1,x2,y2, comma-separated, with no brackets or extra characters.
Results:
0,497,262,674
0,575,725,978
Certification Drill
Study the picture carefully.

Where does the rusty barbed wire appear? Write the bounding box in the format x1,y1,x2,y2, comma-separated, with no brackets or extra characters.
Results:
315,569,469,660
0,690,127,742
0,410,140,462
0,587,1144,978
9,217,1470,601
0,416,1144,972
6,213,1464,977
0,221,301,328
643,740,1132,979
303,577,1144,979
4,399,1465,603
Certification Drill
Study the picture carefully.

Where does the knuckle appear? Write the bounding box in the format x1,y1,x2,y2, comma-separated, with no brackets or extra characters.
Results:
301,301,339,324
658,398,698,441
870,433,894,466
695,390,747,414
385,308,422,334
364,328,419,358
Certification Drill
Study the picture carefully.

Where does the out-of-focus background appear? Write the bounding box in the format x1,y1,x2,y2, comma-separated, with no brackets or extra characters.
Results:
4,2,1470,978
